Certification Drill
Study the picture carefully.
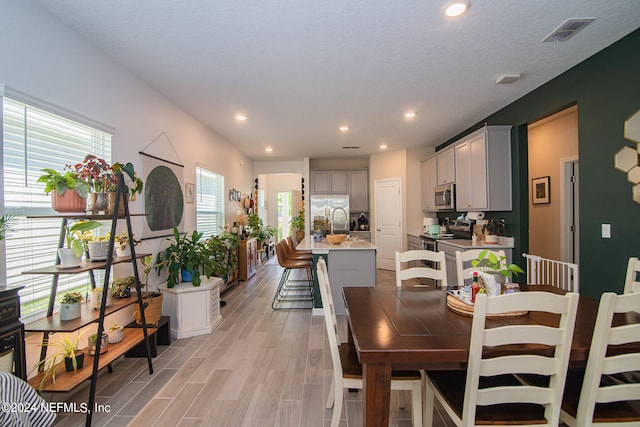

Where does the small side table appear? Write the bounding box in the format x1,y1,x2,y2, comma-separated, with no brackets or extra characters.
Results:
124,316,170,358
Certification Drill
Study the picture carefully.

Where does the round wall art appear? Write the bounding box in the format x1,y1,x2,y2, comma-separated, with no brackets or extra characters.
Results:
144,165,184,231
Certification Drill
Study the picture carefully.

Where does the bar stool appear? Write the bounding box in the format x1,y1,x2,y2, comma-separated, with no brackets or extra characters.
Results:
271,241,314,310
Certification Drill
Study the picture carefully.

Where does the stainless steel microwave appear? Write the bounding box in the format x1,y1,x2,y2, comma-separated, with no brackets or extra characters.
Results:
434,183,455,210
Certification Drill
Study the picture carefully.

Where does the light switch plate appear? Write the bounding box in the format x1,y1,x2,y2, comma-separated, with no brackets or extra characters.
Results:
602,223,611,238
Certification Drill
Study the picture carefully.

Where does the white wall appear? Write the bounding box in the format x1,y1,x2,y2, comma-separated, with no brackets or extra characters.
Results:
1,1,254,378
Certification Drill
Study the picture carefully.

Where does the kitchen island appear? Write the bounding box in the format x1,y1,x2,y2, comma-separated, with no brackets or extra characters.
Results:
298,236,377,314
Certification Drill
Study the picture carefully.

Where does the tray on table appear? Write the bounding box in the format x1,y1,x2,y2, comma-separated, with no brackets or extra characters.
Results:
446,290,527,317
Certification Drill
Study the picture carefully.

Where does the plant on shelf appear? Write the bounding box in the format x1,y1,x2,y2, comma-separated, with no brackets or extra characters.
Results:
0,214,15,240
59,291,84,321
31,331,85,392
112,161,144,200
111,276,135,298
38,168,91,213
246,212,276,248
113,230,140,257
140,255,154,292
85,231,111,261
471,249,524,280
64,220,102,258
67,154,116,193
155,227,215,287
290,208,305,240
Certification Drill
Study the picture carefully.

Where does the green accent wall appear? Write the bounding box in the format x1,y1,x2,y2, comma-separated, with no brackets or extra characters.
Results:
437,28,640,298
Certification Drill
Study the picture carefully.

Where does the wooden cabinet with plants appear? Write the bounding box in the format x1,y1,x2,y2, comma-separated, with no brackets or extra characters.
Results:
25,170,154,426
239,237,258,281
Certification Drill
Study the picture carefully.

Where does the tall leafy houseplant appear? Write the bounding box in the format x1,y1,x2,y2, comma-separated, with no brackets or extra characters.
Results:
206,231,240,281
246,212,276,247
155,227,215,287
471,250,524,279
38,169,90,198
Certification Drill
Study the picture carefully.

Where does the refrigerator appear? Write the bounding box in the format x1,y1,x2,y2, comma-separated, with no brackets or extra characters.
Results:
309,195,350,234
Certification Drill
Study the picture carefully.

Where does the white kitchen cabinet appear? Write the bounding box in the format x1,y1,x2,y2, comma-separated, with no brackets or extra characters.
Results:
421,156,437,211
310,170,349,194
348,170,369,212
436,147,455,185
454,125,512,211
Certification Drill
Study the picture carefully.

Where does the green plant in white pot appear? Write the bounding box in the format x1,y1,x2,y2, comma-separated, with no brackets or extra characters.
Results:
59,291,84,321
471,249,524,287
58,220,101,268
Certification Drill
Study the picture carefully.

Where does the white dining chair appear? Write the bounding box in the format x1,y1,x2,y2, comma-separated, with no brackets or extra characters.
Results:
316,259,423,427
395,250,448,288
455,249,506,288
623,257,640,294
424,291,579,427
559,291,640,426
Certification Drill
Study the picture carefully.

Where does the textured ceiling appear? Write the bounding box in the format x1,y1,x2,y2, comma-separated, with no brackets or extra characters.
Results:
34,0,640,161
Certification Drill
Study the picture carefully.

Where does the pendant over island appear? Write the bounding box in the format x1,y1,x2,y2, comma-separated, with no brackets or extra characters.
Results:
297,236,377,314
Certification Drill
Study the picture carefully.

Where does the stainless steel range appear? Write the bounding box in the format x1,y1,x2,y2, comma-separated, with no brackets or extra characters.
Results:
419,219,474,251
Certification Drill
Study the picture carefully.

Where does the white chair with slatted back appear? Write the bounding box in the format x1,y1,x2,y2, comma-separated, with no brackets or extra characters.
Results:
455,249,507,288
424,291,579,427
624,257,640,294
560,291,640,426
317,259,423,427
395,250,448,288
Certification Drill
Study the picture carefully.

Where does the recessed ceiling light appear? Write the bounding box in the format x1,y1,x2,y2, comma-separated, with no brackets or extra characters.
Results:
404,112,416,119
444,1,469,17
380,144,388,150
339,126,349,132
236,114,248,121
265,147,273,152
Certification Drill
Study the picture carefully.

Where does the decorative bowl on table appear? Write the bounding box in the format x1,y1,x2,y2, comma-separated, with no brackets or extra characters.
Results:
326,234,345,245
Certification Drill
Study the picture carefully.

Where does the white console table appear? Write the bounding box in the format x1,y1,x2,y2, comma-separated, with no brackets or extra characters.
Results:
159,276,223,339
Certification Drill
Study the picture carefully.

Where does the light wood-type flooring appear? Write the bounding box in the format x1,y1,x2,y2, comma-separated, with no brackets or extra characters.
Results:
50,256,455,427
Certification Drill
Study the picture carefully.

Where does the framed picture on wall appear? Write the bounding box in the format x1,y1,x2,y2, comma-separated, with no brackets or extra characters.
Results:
532,176,550,204
185,182,195,203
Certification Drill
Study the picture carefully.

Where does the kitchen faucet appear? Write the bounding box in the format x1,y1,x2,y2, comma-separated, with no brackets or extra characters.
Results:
331,207,347,234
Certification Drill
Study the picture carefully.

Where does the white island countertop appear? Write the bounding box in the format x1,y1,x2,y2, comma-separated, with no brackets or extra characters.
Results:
297,236,376,253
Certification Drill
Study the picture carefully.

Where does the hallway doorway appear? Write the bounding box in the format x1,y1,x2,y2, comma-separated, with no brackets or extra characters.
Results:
528,105,579,262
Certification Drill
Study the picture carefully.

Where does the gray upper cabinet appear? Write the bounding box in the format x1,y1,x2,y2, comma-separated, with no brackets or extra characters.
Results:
311,170,369,212
454,125,512,211
421,156,437,212
348,170,368,212
436,147,456,185
311,171,348,194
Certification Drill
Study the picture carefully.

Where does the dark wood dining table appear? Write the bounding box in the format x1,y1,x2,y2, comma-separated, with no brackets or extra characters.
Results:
342,285,599,427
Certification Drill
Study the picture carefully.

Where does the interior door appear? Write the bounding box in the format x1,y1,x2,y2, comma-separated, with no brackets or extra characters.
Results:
374,178,402,270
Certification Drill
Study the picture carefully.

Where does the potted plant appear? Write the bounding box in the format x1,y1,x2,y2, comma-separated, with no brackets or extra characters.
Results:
30,331,85,392
133,255,164,326
59,219,101,268
67,154,117,213
88,332,108,356
59,291,84,321
38,168,91,213
155,227,215,287
290,208,305,241
111,161,144,200
90,287,112,309
107,323,124,344
113,230,140,257
86,232,111,261
111,276,135,299
247,212,276,250
471,249,524,288
0,214,15,240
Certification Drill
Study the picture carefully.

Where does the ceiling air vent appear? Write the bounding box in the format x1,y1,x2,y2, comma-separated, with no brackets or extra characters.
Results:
542,18,596,43
342,146,360,150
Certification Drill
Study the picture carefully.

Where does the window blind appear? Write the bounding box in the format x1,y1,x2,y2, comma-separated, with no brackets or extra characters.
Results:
2,97,112,318
196,166,225,238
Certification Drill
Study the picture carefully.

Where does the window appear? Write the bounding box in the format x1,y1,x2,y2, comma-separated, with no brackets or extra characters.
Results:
196,166,224,238
2,96,112,318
